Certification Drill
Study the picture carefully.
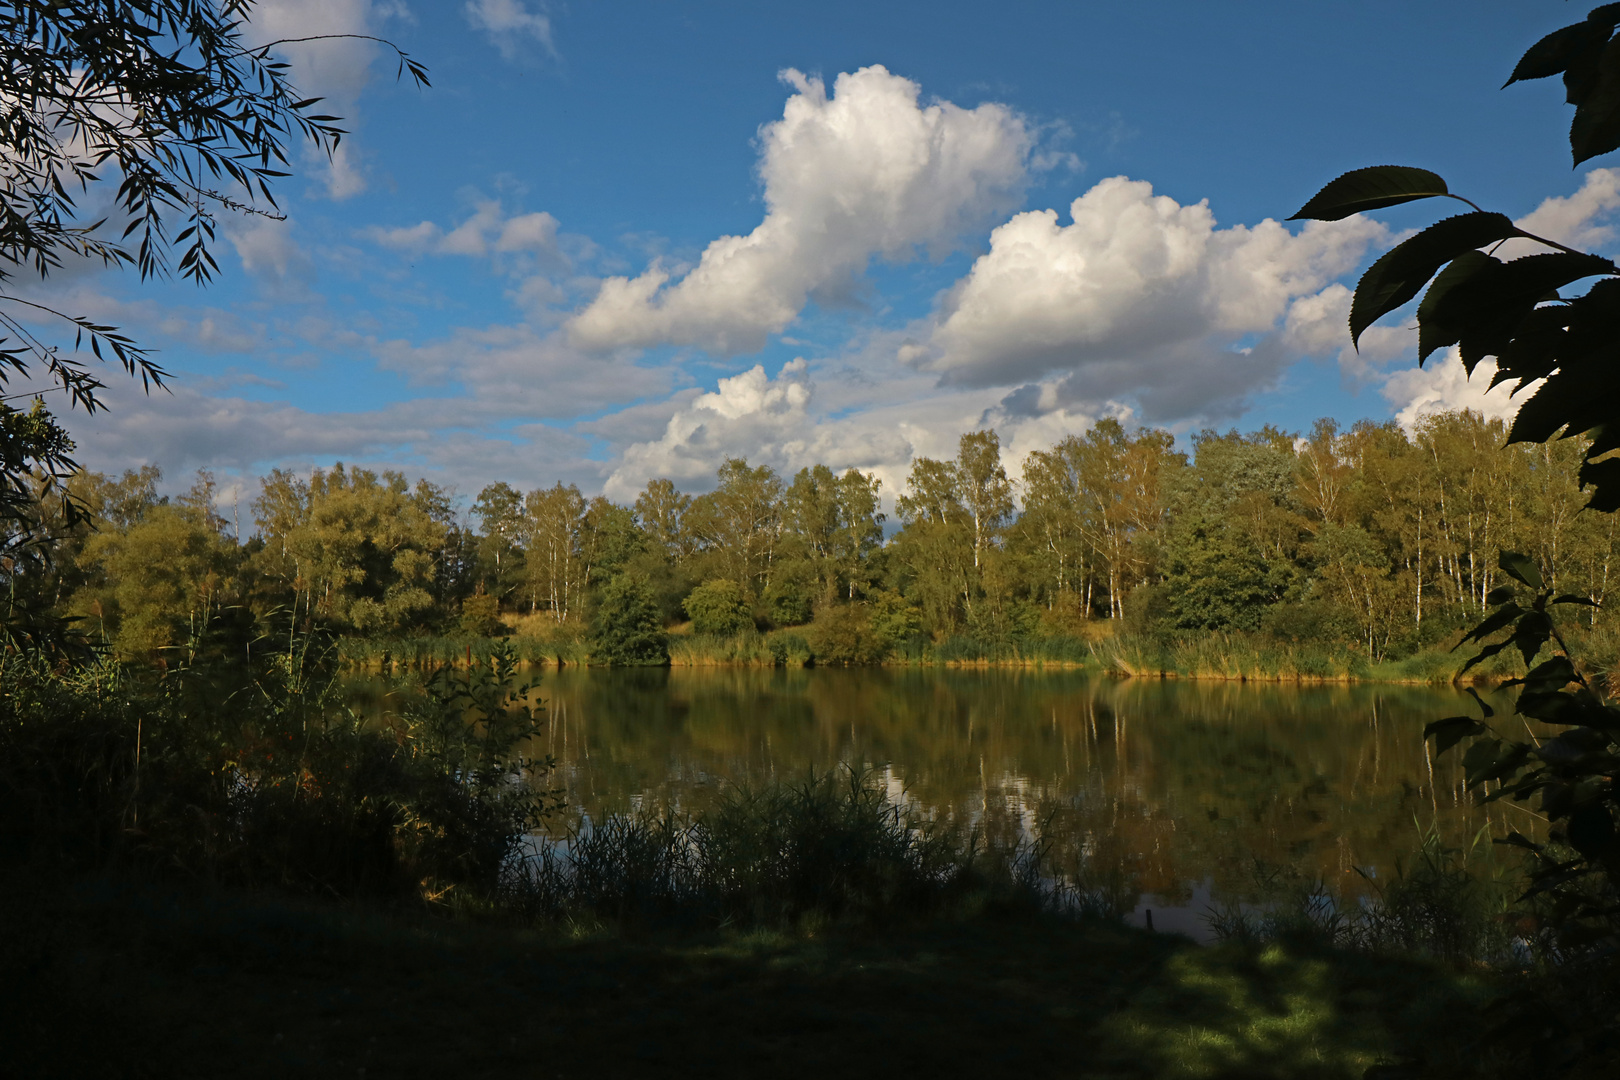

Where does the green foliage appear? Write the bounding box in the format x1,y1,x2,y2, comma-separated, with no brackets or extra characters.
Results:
590,572,668,666
509,767,1068,928
458,589,504,637
683,577,754,636
1423,556,1620,944
0,635,558,897
1294,8,1620,967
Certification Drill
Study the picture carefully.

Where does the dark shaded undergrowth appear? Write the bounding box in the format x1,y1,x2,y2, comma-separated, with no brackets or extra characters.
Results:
3,645,1617,1078
1,863,1506,1080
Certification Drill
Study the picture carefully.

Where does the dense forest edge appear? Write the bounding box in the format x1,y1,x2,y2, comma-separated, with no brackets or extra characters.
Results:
13,408,1618,684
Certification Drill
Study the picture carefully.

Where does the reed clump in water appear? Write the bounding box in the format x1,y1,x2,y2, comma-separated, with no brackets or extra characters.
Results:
503,767,1105,930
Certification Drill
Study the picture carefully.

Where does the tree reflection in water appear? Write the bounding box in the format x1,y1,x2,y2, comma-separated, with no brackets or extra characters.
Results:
353,668,1524,928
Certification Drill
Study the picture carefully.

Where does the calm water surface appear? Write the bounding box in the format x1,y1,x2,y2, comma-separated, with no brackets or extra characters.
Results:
361,668,1524,934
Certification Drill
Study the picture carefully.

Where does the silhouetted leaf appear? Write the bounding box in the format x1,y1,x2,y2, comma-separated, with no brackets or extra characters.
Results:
1579,457,1620,511
1349,213,1517,347
1506,18,1613,87
1425,715,1487,755
1456,602,1525,647
1568,803,1616,858
1290,166,1450,222
1571,34,1620,163
1499,551,1544,590
1416,251,1496,362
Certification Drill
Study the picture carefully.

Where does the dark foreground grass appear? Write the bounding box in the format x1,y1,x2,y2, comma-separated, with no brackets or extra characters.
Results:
1,865,1508,1080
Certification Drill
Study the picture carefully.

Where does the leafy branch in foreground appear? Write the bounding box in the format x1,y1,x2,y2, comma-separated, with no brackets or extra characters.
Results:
1424,553,1619,943
0,1,428,420
1290,6,1620,515
1292,5,1620,956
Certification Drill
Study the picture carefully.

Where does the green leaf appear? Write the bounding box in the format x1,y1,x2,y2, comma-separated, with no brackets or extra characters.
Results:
1551,593,1599,607
1348,213,1517,348
1484,585,1517,606
1416,251,1496,362
1498,551,1544,590
1290,166,1450,222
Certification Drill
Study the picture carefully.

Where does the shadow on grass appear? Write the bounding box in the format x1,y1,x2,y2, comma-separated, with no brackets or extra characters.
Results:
1,867,1496,1080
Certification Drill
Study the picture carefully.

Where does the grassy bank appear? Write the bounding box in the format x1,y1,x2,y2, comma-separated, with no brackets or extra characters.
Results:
2,863,1511,1080
368,626,1527,684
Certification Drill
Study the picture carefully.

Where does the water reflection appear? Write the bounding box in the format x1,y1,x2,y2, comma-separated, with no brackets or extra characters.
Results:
356,667,1526,929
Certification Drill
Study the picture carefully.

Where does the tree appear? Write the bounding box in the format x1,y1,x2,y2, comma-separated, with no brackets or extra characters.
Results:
249,463,445,635
1292,5,1620,954
471,482,526,604
70,470,241,661
524,482,586,622
684,458,781,595
633,478,692,563
0,400,82,645
589,573,668,666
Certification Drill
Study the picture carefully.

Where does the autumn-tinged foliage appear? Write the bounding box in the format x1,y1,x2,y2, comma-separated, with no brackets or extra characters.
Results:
5,406,1618,671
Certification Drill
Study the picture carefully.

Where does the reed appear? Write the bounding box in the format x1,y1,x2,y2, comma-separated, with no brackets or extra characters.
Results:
337,633,590,671
666,630,777,666
503,767,1102,929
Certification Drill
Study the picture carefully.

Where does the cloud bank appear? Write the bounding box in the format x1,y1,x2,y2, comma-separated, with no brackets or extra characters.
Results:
567,65,1033,355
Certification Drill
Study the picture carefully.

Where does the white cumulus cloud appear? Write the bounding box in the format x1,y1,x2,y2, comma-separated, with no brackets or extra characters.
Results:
906,176,1384,419
567,65,1033,356
1386,351,1530,431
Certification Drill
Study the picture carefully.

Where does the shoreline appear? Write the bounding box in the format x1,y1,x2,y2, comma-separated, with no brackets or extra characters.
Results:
339,646,1503,685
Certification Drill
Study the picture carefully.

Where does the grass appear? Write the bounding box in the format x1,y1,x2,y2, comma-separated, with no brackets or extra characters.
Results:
1,863,1508,1080
505,768,1083,928
338,633,590,670
1092,632,1531,684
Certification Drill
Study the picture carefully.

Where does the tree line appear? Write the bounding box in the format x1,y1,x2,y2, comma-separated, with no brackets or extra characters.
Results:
9,408,1615,665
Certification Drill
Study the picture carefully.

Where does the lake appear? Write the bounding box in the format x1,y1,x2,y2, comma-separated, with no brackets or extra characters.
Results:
403,667,1516,938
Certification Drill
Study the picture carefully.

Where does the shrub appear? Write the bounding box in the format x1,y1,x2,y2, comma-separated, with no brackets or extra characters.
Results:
459,589,504,637
590,573,668,666
682,578,753,636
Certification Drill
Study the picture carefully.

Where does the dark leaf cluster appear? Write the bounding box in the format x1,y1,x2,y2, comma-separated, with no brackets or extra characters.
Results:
1424,553,1619,944
1294,8,1620,514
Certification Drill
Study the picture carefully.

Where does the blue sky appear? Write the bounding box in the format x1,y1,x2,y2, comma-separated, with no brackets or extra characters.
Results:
37,0,1620,509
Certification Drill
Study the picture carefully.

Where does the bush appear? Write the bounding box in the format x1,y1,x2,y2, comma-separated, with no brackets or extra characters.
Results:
682,578,753,636
0,643,561,900
590,573,669,666
505,768,1086,928
459,589,504,637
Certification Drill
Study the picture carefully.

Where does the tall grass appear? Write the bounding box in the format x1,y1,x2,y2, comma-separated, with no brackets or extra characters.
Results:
666,630,776,666
0,644,560,898
1205,825,1531,967
502,767,1106,929
338,633,589,671
1093,632,1530,683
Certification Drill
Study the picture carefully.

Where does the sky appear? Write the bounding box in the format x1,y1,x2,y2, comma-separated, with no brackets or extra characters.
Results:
21,0,1620,513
